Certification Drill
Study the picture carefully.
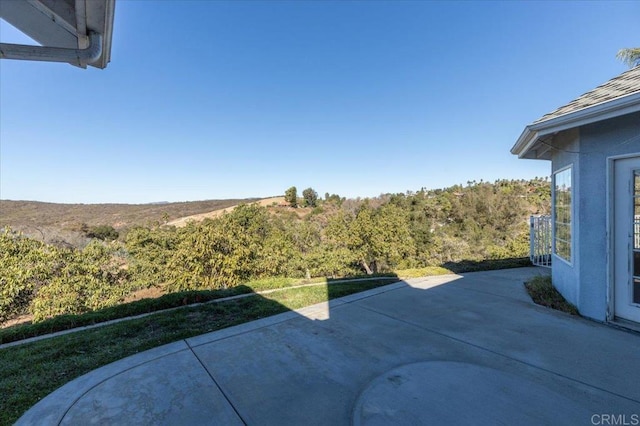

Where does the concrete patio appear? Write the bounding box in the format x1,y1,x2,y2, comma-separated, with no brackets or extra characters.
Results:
17,267,640,425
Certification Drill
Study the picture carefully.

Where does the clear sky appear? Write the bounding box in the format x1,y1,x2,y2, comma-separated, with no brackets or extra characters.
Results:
1,1,638,204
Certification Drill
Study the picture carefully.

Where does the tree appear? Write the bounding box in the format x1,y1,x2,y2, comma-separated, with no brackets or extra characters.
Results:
166,204,269,291
324,192,343,206
31,241,130,321
256,217,300,278
285,186,298,208
126,226,178,288
0,229,57,322
344,203,412,274
302,187,318,207
617,48,640,68
323,210,359,276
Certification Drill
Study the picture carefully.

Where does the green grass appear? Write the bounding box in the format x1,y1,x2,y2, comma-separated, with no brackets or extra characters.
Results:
525,275,579,315
0,275,395,345
0,287,248,344
0,278,396,426
395,266,452,278
442,257,531,273
244,276,325,291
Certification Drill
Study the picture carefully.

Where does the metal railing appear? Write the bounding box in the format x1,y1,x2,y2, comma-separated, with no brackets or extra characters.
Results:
530,215,552,268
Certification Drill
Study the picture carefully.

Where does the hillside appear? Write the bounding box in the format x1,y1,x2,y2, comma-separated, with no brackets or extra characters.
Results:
0,198,260,245
167,197,287,227
0,198,264,229
1,178,551,328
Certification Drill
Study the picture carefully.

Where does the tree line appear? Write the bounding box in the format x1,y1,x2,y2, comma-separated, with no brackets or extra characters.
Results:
0,178,550,323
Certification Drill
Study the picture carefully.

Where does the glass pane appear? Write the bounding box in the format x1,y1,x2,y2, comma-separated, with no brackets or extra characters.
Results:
634,279,640,304
635,173,640,249
556,206,569,224
554,168,572,261
634,251,640,278
556,224,570,242
556,240,571,260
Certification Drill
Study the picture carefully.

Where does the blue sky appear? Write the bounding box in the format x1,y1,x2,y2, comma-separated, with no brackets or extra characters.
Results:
1,1,638,204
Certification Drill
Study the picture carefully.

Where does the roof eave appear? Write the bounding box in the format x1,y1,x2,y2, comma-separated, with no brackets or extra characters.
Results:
87,0,115,68
0,0,115,69
511,91,640,159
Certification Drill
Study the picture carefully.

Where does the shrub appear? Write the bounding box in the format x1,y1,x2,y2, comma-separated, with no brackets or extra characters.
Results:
126,226,178,289
30,241,130,322
285,186,298,208
525,275,578,315
85,225,119,241
0,229,58,322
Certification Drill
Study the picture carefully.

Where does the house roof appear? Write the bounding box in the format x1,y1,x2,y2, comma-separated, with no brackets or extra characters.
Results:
0,0,115,69
511,66,640,159
535,67,640,124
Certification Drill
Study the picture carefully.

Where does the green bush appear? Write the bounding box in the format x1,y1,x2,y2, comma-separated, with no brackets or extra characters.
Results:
30,241,130,322
0,229,58,322
85,225,119,241
166,205,267,291
125,226,178,288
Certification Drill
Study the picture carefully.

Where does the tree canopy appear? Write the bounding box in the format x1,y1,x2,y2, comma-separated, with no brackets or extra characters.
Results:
285,186,298,207
302,187,319,207
1,178,550,323
617,48,640,68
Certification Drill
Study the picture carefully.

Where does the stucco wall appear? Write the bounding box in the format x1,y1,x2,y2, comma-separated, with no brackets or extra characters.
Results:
551,111,640,321
577,111,640,321
550,129,580,307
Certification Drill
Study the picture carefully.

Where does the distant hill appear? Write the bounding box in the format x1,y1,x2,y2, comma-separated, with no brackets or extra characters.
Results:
0,198,262,245
166,196,287,227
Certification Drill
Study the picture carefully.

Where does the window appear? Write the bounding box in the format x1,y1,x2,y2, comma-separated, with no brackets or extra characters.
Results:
633,172,640,303
554,167,572,262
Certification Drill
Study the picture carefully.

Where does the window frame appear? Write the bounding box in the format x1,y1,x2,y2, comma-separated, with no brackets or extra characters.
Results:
553,165,573,264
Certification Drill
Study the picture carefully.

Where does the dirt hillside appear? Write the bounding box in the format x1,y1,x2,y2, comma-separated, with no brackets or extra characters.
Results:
166,197,286,227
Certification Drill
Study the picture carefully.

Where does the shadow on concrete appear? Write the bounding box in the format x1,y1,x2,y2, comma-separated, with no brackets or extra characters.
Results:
0,273,401,347
15,267,640,426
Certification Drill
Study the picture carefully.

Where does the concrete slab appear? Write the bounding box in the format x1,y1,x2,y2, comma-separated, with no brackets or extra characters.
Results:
446,270,545,302
15,341,189,426
16,267,640,425
60,349,243,425
357,272,640,401
353,361,633,426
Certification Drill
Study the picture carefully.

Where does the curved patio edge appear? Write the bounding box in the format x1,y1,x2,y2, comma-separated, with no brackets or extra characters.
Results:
15,340,189,425
15,279,411,425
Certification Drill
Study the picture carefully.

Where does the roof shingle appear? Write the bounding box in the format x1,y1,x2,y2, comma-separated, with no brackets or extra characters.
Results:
534,66,640,124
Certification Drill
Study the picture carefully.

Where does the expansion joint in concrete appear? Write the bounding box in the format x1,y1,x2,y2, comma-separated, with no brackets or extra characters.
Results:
185,340,248,425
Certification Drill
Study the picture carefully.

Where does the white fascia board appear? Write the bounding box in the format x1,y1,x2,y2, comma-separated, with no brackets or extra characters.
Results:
511,92,640,159
510,127,535,157
98,0,115,68
84,0,115,68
